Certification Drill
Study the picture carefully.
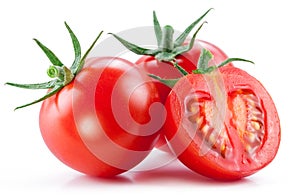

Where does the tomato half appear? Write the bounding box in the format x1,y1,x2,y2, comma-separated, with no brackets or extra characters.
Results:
39,57,164,177
163,66,281,180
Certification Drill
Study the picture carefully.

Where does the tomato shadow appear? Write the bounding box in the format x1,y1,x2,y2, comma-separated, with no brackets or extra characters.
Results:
63,173,133,189
130,160,255,186
63,160,255,187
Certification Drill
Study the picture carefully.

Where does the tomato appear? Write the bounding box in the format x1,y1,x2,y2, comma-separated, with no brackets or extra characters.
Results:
38,57,164,177
110,10,232,151
7,23,164,177
163,65,281,180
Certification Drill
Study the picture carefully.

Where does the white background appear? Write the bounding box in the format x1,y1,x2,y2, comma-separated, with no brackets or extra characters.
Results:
1,0,299,195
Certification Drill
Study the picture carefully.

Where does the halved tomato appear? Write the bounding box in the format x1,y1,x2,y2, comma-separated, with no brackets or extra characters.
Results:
164,66,281,180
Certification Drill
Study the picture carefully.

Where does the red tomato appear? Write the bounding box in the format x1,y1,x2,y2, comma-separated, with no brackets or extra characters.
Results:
163,66,281,180
39,57,164,177
136,40,230,150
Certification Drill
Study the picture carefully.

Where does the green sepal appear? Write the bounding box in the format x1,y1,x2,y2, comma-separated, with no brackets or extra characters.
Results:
172,60,188,76
13,85,63,110
65,22,81,75
33,39,64,66
174,8,213,47
148,74,179,88
108,33,159,56
63,22,103,75
76,30,104,74
172,21,207,58
217,57,254,68
5,80,58,89
153,11,162,46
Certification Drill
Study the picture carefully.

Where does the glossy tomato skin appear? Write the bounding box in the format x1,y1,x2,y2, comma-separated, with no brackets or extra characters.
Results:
39,82,124,177
136,40,230,150
39,57,163,177
164,66,280,180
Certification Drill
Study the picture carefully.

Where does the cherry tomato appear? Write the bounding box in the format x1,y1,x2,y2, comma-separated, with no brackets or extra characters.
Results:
110,10,232,151
7,23,165,177
163,66,281,180
39,57,164,177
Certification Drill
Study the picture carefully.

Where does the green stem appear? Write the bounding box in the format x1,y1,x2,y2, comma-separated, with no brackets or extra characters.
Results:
47,65,64,78
160,25,174,52
47,65,74,85
197,48,213,70
192,48,254,74
47,65,65,80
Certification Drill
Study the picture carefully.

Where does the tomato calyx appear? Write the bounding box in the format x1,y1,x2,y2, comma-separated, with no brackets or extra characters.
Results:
6,22,103,110
192,48,254,74
109,9,212,71
149,48,254,88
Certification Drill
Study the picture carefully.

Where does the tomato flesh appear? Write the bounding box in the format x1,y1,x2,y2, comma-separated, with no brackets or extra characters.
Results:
164,66,280,180
229,89,266,160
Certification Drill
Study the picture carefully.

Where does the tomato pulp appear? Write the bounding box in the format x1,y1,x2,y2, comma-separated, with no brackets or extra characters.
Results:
164,66,281,180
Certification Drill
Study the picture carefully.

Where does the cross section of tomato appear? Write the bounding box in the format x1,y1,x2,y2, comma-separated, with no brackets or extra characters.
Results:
164,65,281,180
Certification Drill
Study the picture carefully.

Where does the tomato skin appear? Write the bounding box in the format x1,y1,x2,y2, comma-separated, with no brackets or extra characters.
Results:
136,40,230,150
164,66,281,180
39,57,163,177
39,83,124,176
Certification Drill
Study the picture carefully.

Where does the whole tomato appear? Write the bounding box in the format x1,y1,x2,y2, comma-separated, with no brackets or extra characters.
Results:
110,9,232,150
39,57,164,176
7,23,164,177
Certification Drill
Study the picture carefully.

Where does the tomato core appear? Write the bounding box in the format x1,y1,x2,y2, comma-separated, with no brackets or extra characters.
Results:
228,88,266,163
184,86,267,164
